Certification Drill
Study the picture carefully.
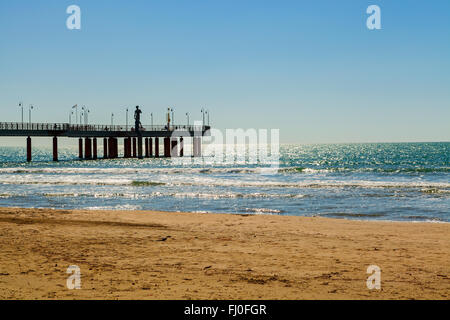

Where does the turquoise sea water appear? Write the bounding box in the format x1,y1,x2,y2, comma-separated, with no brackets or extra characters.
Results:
0,142,448,222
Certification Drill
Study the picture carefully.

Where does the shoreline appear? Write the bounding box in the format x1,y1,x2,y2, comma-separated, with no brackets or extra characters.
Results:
0,206,449,299
1,205,449,224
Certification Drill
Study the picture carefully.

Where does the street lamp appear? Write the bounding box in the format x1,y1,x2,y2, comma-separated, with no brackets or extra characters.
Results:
201,108,205,127
150,112,153,128
18,102,24,124
86,108,90,125
111,113,114,127
72,104,78,125
81,106,90,125
69,111,74,125
186,112,190,126
126,108,129,131
171,108,174,126
28,105,34,124
206,109,210,126
83,106,90,125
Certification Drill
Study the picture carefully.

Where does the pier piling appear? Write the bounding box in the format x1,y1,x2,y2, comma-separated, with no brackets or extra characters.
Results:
93,138,97,160
85,138,92,159
138,137,143,159
193,137,201,157
26,136,32,162
132,138,137,158
52,137,58,161
171,139,178,157
145,138,149,158
155,138,159,157
149,138,153,157
108,138,113,159
164,137,170,158
123,138,129,158
103,138,108,159
180,137,184,157
78,138,83,159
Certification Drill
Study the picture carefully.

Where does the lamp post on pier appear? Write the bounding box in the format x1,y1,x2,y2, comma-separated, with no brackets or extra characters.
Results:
18,102,24,124
126,108,129,131
28,105,34,125
72,104,78,125
201,108,205,127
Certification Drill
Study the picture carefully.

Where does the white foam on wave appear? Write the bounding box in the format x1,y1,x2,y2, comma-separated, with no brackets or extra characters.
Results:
84,204,142,211
1,175,449,191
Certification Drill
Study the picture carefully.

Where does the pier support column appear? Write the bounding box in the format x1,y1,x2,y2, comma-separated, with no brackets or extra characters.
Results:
171,139,178,157
149,138,153,157
155,138,159,157
108,138,113,159
145,138,149,157
52,137,58,162
193,137,201,157
138,137,143,159
85,138,92,159
78,138,83,159
132,138,137,158
128,138,132,157
115,138,119,158
26,136,32,162
179,137,184,157
123,138,129,158
103,138,108,159
164,137,171,157
93,138,97,160
113,138,118,158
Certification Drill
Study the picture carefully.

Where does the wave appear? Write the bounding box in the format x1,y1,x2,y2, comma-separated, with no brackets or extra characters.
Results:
1,166,448,175
84,204,143,211
131,181,166,187
0,190,309,200
320,212,388,218
244,208,283,214
0,178,449,191
278,167,450,174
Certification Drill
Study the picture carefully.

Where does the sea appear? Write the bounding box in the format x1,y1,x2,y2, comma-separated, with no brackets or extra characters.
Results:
0,142,448,222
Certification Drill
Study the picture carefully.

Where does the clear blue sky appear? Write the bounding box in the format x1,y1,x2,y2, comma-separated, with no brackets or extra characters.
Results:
1,0,449,143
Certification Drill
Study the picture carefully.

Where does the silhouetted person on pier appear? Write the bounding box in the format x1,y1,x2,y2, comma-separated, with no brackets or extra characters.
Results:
134,106,142,133
166,107,171,131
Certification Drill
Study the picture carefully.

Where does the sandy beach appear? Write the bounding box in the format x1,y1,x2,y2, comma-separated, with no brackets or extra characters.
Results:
0,207,448,300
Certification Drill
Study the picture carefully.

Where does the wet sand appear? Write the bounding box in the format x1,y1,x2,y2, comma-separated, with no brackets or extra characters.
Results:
0,207,448,299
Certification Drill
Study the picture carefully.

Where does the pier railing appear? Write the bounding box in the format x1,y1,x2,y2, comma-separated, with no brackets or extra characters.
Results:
0,122,209,132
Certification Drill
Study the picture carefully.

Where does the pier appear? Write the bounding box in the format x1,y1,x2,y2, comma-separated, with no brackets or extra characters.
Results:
0,122,210,162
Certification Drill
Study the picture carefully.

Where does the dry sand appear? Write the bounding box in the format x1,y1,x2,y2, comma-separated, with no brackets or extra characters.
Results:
0,207,448,300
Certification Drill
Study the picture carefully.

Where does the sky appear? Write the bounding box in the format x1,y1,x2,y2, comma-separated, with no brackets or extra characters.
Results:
0,0,449,144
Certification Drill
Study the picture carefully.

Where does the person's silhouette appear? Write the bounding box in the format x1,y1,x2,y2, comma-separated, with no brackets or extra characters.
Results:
134,106,142,132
